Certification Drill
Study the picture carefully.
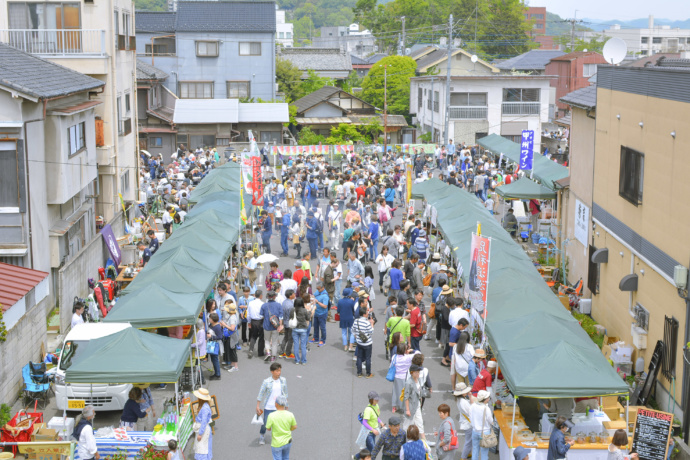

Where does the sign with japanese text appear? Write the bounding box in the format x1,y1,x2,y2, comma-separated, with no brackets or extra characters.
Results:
468,233,491,316
251,156,263,206
18,441,74,460
406,164,413,204
242,130,259,194
407,199,415,218
519,130,534,171
574,199,590,247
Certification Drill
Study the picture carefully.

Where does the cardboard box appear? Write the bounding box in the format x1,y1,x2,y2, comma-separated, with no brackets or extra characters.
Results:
626,406,644,425
602,336,620,360
603,405,621,421
603,420,627,431
601,396,619,407
32,426,58,442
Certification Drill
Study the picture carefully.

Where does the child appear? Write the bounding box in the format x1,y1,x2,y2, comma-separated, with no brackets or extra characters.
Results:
167,439,181,460
364,265,376,300
608,429,639,460
358,450,371,460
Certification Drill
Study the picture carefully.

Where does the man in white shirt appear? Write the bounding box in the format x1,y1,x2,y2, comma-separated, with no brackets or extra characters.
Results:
279,271,298,297
328,204,342,250
448,298,470,328
75,406,99,460
247,290,266,359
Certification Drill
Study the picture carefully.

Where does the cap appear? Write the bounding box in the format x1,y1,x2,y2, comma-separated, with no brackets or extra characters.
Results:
409,364,422,373
295,261,302,267
367,391,380,401
487,361,497,369
388,415,402,426
440,265,448,271
514,446,529,460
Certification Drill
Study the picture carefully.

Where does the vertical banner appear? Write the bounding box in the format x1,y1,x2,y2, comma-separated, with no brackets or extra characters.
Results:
574,199,590,249
406,163,413,204
100,224,122,267
251,156,263,206
519,130,534,171
243,130,259,194
407,199,415,218
468,233,491,318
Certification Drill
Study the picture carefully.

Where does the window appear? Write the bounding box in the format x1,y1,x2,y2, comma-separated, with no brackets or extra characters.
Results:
179,81,213,99
531,13,544,19
286,32,292,39
116,95,122,134
176,134,188,146
619,146,644,206
196,41,218,57
122,11,130,36
120,170,130,193
582,63,597,77
150,137,163,147
418,87,422,109
587,245,600,294
124,93,131,113
260,131,281,143
279,32,284,39
640,50,648,55
226,81,250,99
652,37,662,44
189,134,215,148
433,91,439,113
450,92,487,106
0,141,20,208
67,122,86,156
502,88,540,102
641,37,648,44
216,138,230,146
533,23,543,29
9,2,81,30
633,303,649,332
239,42,261,56
146,44,167,55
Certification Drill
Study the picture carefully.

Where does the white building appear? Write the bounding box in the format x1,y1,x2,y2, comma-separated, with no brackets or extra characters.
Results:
409,75,550,149
580,16,690,56
276,8,293,48
313,24,375,57
0,0,139,221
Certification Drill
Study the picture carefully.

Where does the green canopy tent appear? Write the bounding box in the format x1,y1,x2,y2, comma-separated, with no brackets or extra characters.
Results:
103,285,206,328
477,134,569,190
412,179,627,398
495,178,557,200
65,327,191,383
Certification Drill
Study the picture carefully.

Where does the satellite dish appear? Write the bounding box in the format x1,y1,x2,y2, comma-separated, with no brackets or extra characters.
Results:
405,47,411,55
471,54,478,63
603,38,627,65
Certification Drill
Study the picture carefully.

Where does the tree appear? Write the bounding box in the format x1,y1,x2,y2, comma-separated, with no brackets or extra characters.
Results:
325,123,368,144
297,70,335,100
361,56,417,119
362,117,382,141
338,70,363,93
276,57,303,102
297,126,326,145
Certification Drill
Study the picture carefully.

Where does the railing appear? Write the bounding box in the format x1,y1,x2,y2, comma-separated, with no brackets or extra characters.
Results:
449,106,488,119
501,101,541,116
0,29,106,56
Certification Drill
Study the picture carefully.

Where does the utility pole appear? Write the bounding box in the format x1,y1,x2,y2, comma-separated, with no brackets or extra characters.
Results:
565,11,583,52
401,16,406,54
384,66,388,153
430,77,435,141
443,14,453,145
397,33,402,55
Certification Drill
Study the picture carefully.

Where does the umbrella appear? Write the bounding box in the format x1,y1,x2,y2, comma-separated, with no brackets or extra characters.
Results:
255,254,279,264
140,149,151,157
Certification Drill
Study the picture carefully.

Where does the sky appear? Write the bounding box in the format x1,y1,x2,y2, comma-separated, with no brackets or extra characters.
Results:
528,0,685,21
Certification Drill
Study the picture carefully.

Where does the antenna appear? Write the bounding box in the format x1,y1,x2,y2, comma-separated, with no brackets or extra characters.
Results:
470,54,478,63
602,38,627,65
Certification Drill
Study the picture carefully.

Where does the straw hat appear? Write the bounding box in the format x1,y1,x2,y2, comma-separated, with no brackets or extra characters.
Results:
441,285,453,295
474,349,486,359
135,383,150,389
193,388,212,401
440,265,448,271
453,382,471,396
358,290,369,298
477,390,491,401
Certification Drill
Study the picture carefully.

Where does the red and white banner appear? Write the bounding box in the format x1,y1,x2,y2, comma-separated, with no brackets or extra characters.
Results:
251,156,263,206
271,145,329,155
468,233,491,318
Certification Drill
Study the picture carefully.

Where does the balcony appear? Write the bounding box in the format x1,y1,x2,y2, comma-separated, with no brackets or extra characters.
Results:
502,102,541,116
119,118,132,136
0,29,106,56
450,106,488,120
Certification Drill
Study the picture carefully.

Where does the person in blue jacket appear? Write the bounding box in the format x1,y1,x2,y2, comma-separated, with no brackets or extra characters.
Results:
305,211,319,260
280,212,291,257
547,416,574,460
261,210,272,254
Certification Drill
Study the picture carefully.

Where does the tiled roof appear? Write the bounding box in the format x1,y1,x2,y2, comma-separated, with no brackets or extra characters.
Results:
555,113,571,126
550,51,605,62
137,60,169,80
176,1,276,33
0,262,49,310
415,48,452,70
351,53,388,66
624,53,680,68
0,43,104,99
278,48,352,72
135,11,176,33
293,86,342,113
409,46,435,60
560,84,597,109
495,50,566,71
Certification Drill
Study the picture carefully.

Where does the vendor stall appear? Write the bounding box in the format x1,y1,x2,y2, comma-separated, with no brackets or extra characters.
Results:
411,179,629,459
65,328,193,459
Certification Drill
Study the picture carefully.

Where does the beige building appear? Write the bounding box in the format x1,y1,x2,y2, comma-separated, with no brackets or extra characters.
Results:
0,0,139,220
589,64,690,421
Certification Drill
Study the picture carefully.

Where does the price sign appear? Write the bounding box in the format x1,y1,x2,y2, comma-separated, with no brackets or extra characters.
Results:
67,399,85,409
632,408,673,460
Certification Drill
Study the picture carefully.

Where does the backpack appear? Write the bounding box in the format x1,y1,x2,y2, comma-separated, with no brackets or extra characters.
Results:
315,214,324,233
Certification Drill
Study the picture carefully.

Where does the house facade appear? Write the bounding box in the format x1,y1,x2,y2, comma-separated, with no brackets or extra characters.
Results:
276,8,293,48
278,47,353,80
313,24,375,58
0,0,139,219
136,60,177,156
409,75,550,147
544,51,607,118
136,1,277,101
589,64,690,422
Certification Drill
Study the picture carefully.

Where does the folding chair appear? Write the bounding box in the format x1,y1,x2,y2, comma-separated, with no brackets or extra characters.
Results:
22,363,51,409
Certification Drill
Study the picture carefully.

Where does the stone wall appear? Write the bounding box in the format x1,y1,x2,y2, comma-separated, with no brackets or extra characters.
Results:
0,295,49,406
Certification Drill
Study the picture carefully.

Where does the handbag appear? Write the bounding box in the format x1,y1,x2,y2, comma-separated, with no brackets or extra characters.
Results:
222,327,235,338
288,310,298,329
334,313,340,321
479,406,498,448
428,302,436,319
206,340,220,355
386,355,397,382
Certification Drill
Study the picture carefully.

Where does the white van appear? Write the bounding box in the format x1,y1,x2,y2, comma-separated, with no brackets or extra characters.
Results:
55,322,133,411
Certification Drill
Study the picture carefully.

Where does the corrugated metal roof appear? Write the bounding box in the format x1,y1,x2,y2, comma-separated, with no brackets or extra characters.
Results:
550,51,605,62
0,262,49,310
495,50,566,71
238,103,289,123
173,99,239,124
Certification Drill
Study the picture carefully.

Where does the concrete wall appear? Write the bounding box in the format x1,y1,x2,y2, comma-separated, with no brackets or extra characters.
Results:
137,31,276,100
453,120,490,145
0,295,50,406
591,85,690,416
57,211,124,331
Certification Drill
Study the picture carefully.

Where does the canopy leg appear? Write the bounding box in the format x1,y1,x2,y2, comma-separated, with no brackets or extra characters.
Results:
626,396,630,435
511,395,517,448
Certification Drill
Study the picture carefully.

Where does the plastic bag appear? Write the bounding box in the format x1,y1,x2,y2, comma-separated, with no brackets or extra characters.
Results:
251,414,264,426
355,425,369,449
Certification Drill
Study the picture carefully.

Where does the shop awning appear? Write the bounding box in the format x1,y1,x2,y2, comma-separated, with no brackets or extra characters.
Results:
495,178,557,200
477,134,569,191
65,327,190,384
412,179,628,397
